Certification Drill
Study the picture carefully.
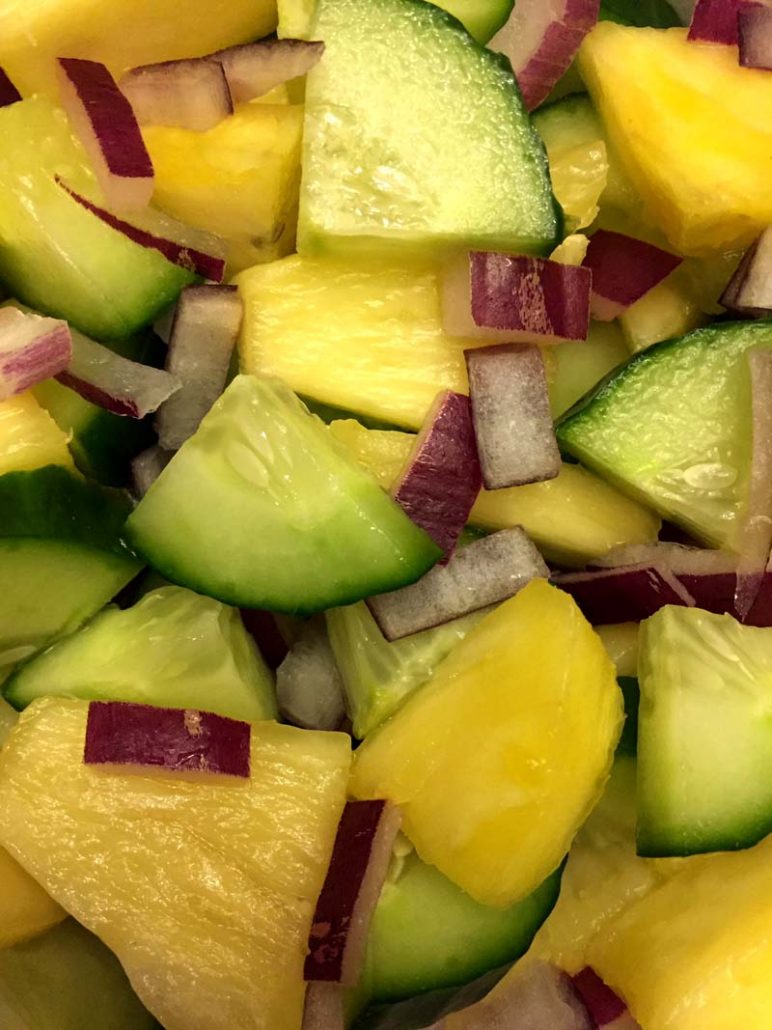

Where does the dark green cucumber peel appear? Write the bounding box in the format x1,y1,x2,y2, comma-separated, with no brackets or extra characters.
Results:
600,0,681,27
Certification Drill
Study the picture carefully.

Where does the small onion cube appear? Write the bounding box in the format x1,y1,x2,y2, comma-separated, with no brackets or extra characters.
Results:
0,308,71,400
57,58,154,211
213,39,325,104
442,251,591,345
572,968,628,1027
583,231,682,322
489,0,600,111
56,177,226,281
0,67,21,107
368,528,549,641
553,564,695,625
720,228,772,315
305,800,402,985
688,0,763,43
155,285,242,450
276,619,346,732
739,5,772,66
83,701,251,778
392,390,482,558
302,983,345,1030
465,344,560,490
130,445,173,498
119,58,233,133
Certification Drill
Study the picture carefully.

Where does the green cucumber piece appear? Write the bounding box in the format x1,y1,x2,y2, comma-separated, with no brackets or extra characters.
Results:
366,849,562,1003
0,97,193,340
600,0,681,27
638,605,772,857
617,676,639,757
326,601,485,738
5,586,277,721
0,919,157,1029
557,322,772,548
126,375,440,614
299,0,559,260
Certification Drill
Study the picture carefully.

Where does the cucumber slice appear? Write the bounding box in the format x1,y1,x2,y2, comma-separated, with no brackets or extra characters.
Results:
0,97,193,340
600,0,680,27
4,586,277,722
126,375,440,614
299,0,559,260
326,602,485,738
557,322,772,548
638,605,772,856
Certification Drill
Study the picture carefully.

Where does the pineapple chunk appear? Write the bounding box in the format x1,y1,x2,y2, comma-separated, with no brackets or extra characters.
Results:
0,698,351,1030
0,847,66,949
589,836,772,1028
0,0,276,98
351,581,623,907
144,104,304,276
579,24,772,254
0,392,73,475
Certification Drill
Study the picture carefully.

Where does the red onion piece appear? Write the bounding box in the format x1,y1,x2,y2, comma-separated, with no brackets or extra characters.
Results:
83,700,251,778
0,68,21,107
0,307,71,400
55,177,226,281
302,983,345,1030
276,618,346,732
465,344,560,490
119,58,233,132
720,228,772,315
240,609,291,671
305,800,402,986
488,0,600,111
442,251,591,345
368,527,549,641
57,58,153,212
583,231,682,322
213,39,325,104
572,969,627,1027
58,330,180,418
130,445,173,498
739,5,772,65
392,391,482,559
553,564,695,624
155,285,242,450
688,0,763,43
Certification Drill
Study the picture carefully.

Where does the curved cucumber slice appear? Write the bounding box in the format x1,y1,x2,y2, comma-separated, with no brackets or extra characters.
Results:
557,322,772,548
299,0,559,260
638,605,772,856
5,586,277,722
126,375,440,614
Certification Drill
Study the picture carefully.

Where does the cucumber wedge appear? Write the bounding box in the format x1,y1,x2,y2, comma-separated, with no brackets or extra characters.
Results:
126,375,440,614
557,322,772,548
4,586,277,722
299,0,559,259
638,605,772,856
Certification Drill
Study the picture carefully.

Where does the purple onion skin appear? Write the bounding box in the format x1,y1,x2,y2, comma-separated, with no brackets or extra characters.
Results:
0,321,71,398
0,67,21,107
84,701,251,778
572,968,627,1026
240,610,290,671
688,0,764,44
583,231,682,322
553,566,694,625
56,371,141,417
739,6,772,67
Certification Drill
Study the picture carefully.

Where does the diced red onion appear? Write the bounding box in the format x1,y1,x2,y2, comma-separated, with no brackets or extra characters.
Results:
58,330,180,418
305,800,402,985
212,39,325,104
57,57,154,212
56,177,226,281
720,228,772,316
583,231,682,322
488,0,600,111
465,344,560,490
553,564,695,625
738,3,772,64
368,528,549,641
302,983,345,1030
130,445,174,498
276,618,346,732
688,0,764,43
0,67,21,107
240,609,291,671
391,391,482,559
0,307,71,400
572,969,627,1028
155,285,242,450
83,700,251,778
119,58,233,132
442,251,591,345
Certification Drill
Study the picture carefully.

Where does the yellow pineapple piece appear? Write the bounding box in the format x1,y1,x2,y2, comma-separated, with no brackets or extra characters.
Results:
351,581,623,907
144,104,303,276
589,835,772,1028
328,418,661,565
579,24,772,254
0,0,276,99
620,269,706,353
0,698,351,1030
0,392,73,475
